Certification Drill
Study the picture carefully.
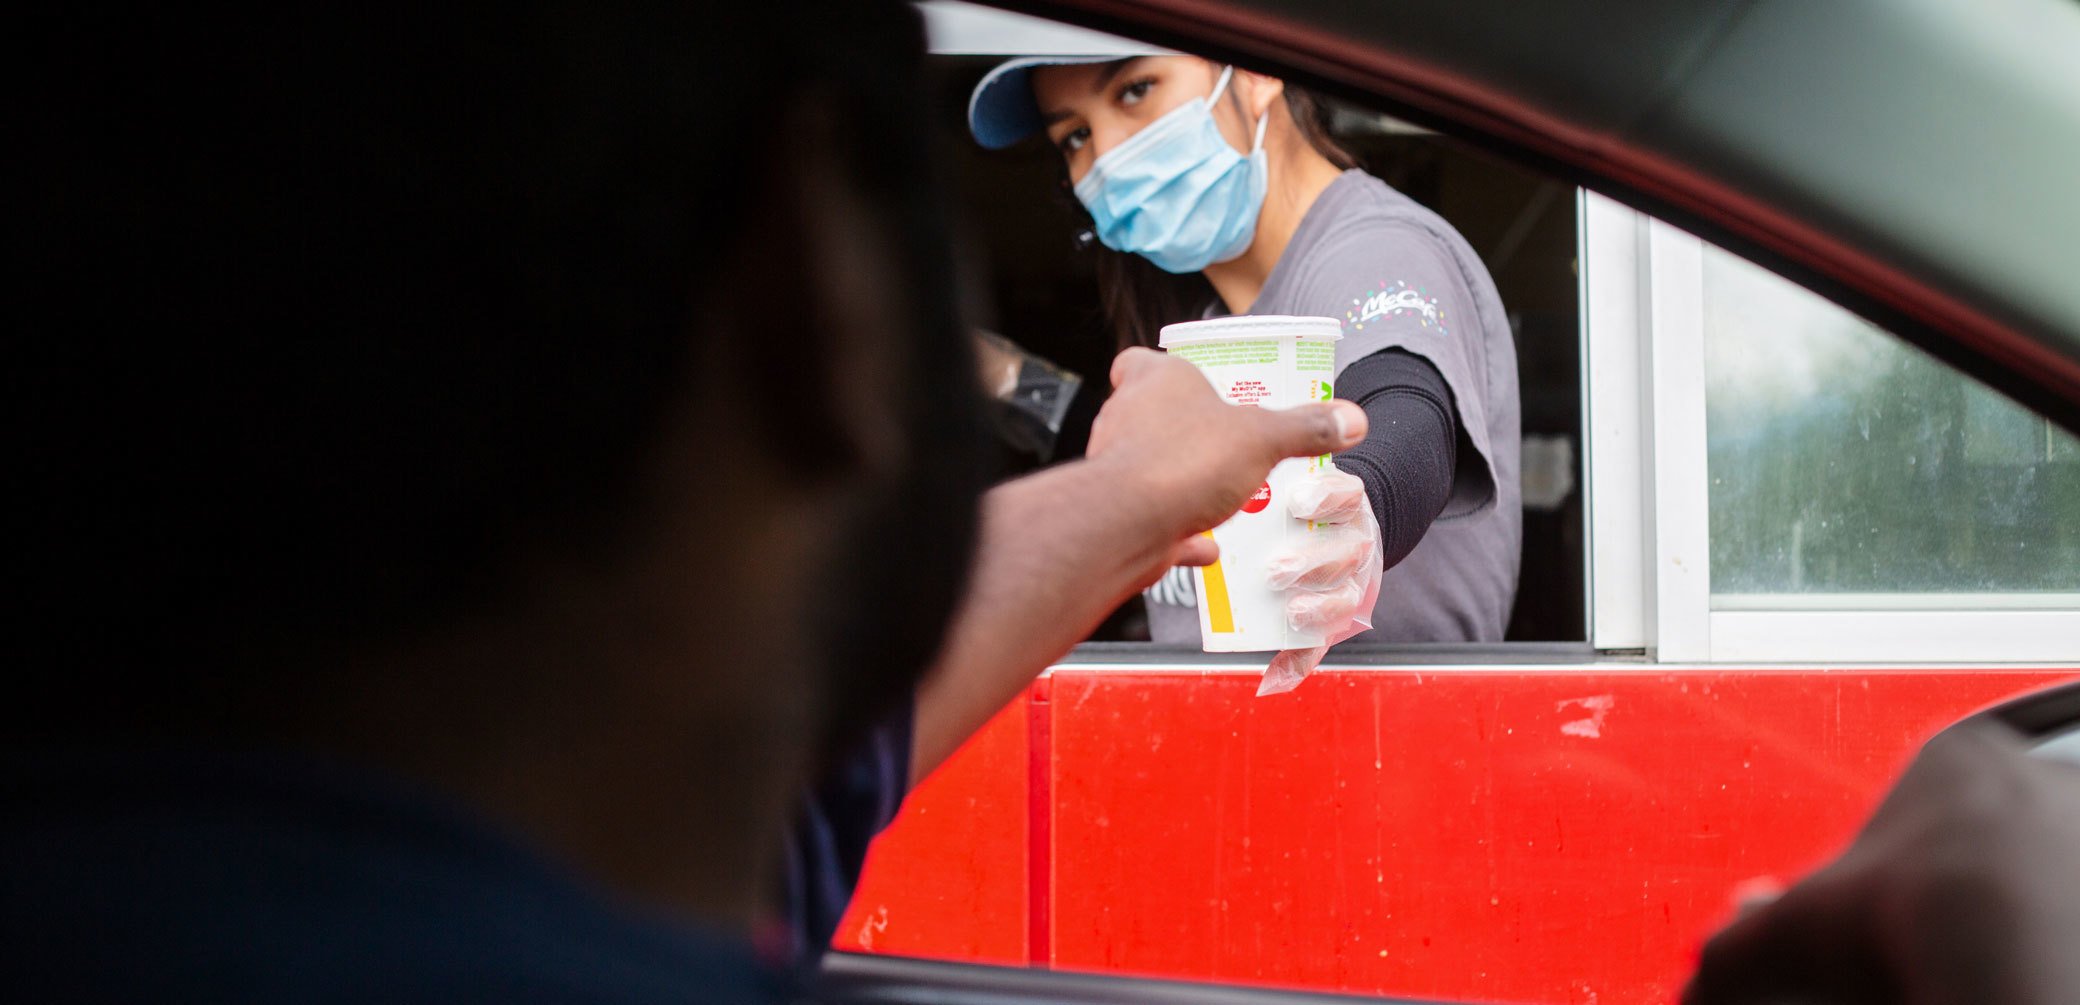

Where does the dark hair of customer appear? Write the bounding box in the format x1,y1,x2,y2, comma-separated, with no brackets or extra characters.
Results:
8,0,986,978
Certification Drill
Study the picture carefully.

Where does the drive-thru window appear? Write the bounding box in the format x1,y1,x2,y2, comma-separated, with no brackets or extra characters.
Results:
836,6,2080,1003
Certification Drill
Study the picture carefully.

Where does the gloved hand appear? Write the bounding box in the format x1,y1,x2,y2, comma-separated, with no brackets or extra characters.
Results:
1255,467,1382,696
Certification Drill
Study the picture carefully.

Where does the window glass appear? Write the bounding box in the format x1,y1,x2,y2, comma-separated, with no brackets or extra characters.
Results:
1702,246,2080,597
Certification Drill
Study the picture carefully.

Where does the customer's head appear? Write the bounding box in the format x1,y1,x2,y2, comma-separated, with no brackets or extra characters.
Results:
13,0,983,924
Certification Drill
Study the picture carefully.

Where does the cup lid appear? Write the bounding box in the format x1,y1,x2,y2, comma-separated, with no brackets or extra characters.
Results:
1158,315,1344,347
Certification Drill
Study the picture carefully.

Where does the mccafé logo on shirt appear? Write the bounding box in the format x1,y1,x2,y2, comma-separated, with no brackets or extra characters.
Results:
1348,281,1444,332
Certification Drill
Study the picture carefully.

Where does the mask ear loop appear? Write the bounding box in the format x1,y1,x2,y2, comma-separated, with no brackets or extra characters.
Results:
1210,65,1271,155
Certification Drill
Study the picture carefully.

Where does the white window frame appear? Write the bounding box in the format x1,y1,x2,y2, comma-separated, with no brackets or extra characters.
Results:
1582,192,2080,663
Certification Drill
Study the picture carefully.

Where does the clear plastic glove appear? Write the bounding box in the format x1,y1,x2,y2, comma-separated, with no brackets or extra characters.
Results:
1257,467,1384,697
1265,524,1375,592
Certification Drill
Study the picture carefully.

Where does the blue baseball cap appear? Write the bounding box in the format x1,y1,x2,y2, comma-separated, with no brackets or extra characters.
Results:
966,53,1170,150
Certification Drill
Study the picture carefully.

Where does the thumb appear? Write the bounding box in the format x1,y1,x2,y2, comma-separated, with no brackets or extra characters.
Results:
1250,400,1365,463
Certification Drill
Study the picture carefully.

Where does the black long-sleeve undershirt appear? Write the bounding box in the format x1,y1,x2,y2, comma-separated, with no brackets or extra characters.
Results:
1332,348,1459,573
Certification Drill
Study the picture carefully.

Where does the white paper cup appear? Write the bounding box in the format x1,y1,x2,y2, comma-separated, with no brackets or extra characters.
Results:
1159,315,1344,653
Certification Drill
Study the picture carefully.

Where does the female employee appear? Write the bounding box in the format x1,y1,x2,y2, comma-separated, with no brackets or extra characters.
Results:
969,54,1522,649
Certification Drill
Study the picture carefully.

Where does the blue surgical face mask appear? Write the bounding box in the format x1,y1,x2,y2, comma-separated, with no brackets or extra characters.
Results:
1073,66,1270,274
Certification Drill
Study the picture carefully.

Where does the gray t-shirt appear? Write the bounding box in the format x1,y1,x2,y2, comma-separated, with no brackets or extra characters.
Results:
1146,169,1522,644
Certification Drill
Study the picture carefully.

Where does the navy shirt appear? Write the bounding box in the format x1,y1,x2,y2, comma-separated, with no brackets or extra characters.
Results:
780,702,914,962
0,749,783,1004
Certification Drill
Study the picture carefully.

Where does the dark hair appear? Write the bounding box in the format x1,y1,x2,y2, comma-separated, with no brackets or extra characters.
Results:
11,1,976,738
1087,86,1357,349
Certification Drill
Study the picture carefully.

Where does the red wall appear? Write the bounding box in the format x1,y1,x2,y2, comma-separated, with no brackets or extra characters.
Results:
839,667,2077,1004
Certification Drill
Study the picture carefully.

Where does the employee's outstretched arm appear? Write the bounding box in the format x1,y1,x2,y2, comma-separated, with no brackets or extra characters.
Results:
909,349,1365,784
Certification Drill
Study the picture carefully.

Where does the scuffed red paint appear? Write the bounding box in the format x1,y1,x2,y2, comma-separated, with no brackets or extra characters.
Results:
843,667,2077,1003
835,696,1030,966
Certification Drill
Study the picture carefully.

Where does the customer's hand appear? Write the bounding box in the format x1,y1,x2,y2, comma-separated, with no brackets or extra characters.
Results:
1683,719,2080,1005
1258,468,1382,696
1087,348,1366,568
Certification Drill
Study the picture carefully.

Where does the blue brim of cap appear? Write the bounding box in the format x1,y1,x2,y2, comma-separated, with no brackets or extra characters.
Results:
966,55,1127,151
